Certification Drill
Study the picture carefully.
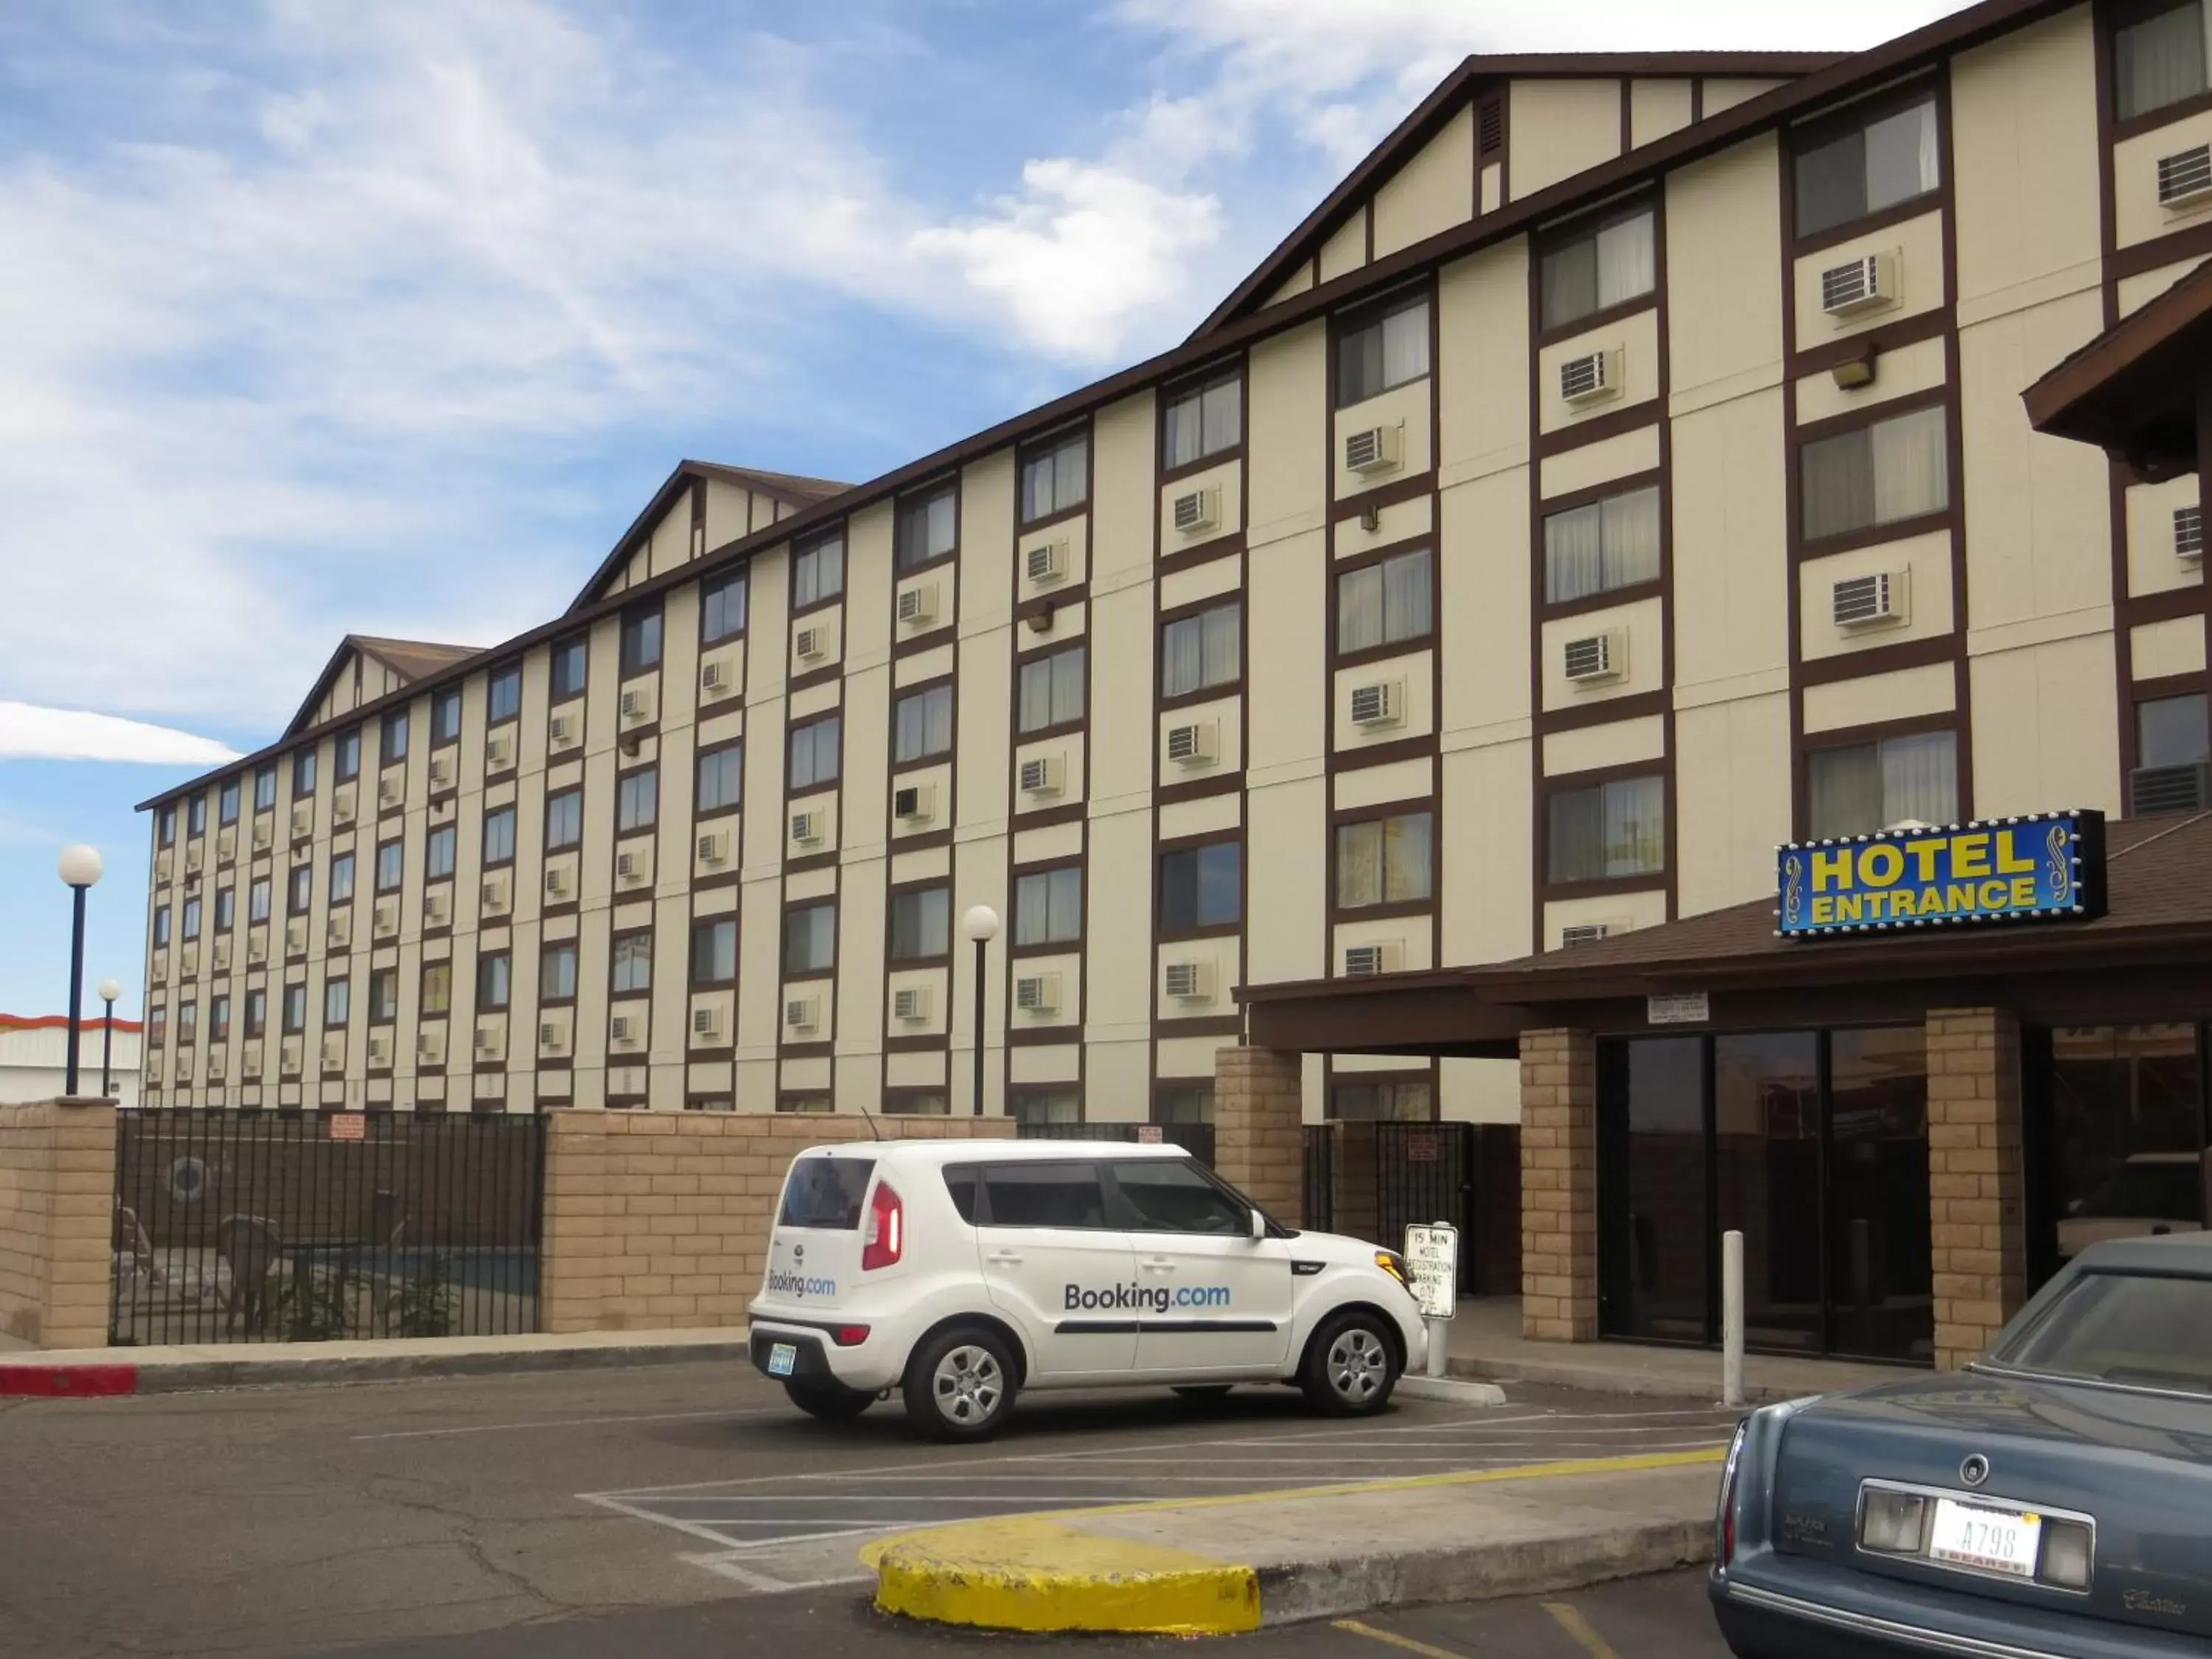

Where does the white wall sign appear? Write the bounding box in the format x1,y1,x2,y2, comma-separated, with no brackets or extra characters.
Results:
1402,1222,1458,1320
1646,991,1710,1026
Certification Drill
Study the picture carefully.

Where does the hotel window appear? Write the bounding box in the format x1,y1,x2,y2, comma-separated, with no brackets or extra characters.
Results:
182,897,202,940
544,787,582,852
1544,485,1661,602
620,604,663,676
886,1091,950,1116
1795,91,1938,238
779,1093,835,1114
282,984,307,1034
149,1005,167,1048
249,877,271,924
178,1001,198,1045
1331,1080,1433,1122
2136,693,2211,814
702,571,747,644
369,967,399,1023
219,778,240,826
696,744,742,813
211,995,232,1042
1337,548,1433,653
894,684,953,764
890,886,951,963
254,765,277,812
1548,775,1665,883
1540,201,1656,331
432,688,462,745
154,907,173,947
540,943,578,1003
420,961,451,1016
335,728,361,783
793,532,845,608
487,665,521,724
189,794,207,837
324,978,351,1028
425,824,456,880
784,901,837,975
691,918,738,986
159,805,178,848
1015,866,1084,947
214,888,234,931
1808,731,1958,839
1154,1086,1214,1125
1335,288,1430,407
477,952,511,1011
1163,367,1242,469
612,933,653,994
1012,1089,1082,1125
1021,428,1089,524
1800,405,1949,542
2115,0,2211,120
549,636,588,702
789,714,841,792
896,483,957,570
288,866,313,915
329,852,355,905
246,990,268,1039
1019,645,1086,734
375,841,403,893
1159,841,1242,933
381,709,408,765
1336,810,1433,908
481,806,517,866
616,767,659,833
293,749,317,796
1162,601,1240,698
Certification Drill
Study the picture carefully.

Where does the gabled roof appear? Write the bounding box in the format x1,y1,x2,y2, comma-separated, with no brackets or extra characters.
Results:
567,459,851,613
2023,259,2212,479
1189,51,1843,342
285,634,484,739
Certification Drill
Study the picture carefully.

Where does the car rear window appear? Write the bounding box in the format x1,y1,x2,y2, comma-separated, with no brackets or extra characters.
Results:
2000,1270,2212,1394
776,1155,875,1229
981,1161,1108,1228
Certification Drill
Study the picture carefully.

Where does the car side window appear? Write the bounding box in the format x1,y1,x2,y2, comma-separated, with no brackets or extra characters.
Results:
1110,1159,1248,1235
980,1161,1109,1229
942,1164,981,1224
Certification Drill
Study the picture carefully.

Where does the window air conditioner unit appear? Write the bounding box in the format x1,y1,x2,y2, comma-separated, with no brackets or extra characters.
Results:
1559,922,1623,949
425,888,451,926
378,773,403,809
1172,488,1219,535
1559,348,1621,406
2131,761,2212,815
1015,973,1060,1014
253,816,273,851
327,913,352,949
285,918,307,956
152,949,169,980
486,731,514,771
897,584,938,626
480,874,509,914
1563,631,1625,684
616,850,647,885
1832,571,1907,630
367,1033,391,1068
544,866,571,901
619,687,650,724
1819,252,1896,317
1019,755,1063,796
185,841,204,874
242,1047,262,1079
1165,721,1216,765
333,784,356,825
549,712,577,747
1343,425,1400,474
894,783,933,821
892,987,931,1023
1349,681,1402,728
281,1036,304,1075
1026,540,1068,582
2177,504,2204,562
473,1022,502,1057
539,1020,567,1054
2159,143,2212,209
696,830,728,866
291,801,315,840
789,810,821,845
248,931,268,964
1343,941,1402,977
692,1004,723,1040
417,1028,445,1064
794,625,827,661
212,937,232,971
700,658,731,695
320,1034,346,1070
785,997,819,1034
1164,961,1213,1002
181,944,199,976
428,754,454,790
373,898,399,938
609,1015,639,1047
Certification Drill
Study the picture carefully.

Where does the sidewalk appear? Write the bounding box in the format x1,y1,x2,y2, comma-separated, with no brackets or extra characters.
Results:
869,1449,1725,1635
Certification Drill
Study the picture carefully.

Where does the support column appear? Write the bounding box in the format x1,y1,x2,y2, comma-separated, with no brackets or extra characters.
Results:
0,1097,116,1350
1520,1028,1598,1342
1927,1008,2027,1371
1214,1046,1304,1230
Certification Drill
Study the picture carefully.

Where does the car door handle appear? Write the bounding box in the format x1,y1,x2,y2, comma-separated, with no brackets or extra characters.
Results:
1140,1256,1175,1273
986,1250,1024,1267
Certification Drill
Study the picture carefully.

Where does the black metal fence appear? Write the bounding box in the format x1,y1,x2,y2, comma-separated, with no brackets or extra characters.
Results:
110,1109,546,1346
1304,1124,1335,1232
1014,1119,1217,1168
1375,1121,1474,1287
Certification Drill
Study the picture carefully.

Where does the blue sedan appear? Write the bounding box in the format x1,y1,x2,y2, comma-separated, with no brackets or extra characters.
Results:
1711,1232,2212,1658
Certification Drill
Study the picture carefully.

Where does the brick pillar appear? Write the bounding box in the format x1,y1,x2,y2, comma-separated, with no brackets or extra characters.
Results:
1214,1046,1304,1230
1927,1008,2026,1371
1520,1029,1598,1343
0,1097,116,1350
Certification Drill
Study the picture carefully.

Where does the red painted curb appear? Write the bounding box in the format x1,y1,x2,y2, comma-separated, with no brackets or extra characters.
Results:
0,1365,139,1398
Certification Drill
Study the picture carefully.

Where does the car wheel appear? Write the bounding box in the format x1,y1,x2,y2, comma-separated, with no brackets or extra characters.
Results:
1301,1310,1399,1416
903,1326,1018,1441
782,1377,874,1421
1171,1385,1234,1403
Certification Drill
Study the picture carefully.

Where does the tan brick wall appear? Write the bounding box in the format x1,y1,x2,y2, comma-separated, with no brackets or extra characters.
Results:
0,1098,119,1349
1520,1028,1598,1343
1927,1007,2025,1371
539,1111,1015,1335
1214,1046,1304,1229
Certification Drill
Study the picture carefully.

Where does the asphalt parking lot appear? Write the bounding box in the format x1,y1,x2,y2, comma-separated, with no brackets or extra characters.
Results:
0,1362,1741,1658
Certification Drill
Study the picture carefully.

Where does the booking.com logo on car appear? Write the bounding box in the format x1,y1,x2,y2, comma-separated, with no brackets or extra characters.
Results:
1064,1281,1231,1314
765,1268,838,1298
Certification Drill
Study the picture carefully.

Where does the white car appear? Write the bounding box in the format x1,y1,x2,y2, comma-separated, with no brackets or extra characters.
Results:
746,1138,1427,1440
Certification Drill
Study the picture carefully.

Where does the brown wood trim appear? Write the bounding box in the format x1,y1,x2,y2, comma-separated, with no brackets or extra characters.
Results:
1789,188,1946,261
1157,772,1243,807
1153,1013,1245,1039
1801,706,1961,751
1006,1024,1082,1048
2108,83,2212,145
884,1034,950,1055
1789,304,1952,376
1332,470,1438,519
777,1041,834,1061
1535,687,1671,737
889,827,954,855
1011,799,1086,832
1334,633,1436,675
1539,579,1663,624
2131,669,2208,701
1332,732,1439,772
893,627,958,661
784,849,838,875
1795,510,1956,562
1535,291,1658,352
1159,533,1246,577
1531,407,1660,461
1794,632,1957,687
2118,584,2211,626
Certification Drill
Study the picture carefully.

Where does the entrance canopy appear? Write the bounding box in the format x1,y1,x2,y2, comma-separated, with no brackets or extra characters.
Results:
2023,260,2212,480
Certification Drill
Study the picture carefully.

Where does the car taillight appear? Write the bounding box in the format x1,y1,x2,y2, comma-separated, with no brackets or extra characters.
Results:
861,1181,903,1271
1717,1421,1749,1566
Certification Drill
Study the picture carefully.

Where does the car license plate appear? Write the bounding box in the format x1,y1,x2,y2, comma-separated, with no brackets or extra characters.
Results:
1928,1498,2042,1579
766,1342,798,1377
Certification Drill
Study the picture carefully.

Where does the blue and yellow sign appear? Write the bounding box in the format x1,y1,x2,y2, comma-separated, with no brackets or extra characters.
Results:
1777,811,2104,939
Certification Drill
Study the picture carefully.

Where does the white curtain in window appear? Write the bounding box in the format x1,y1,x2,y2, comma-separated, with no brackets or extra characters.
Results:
1595,211,1656,310
1871,406,1949,526
1380,299,1430,387
1202,602,1239,686
1545,502,1605,602
1336,820,1382,908
1809,743,1884,838
2115,0,2209,120
1164,614,1204,696
1383,812,1433,901
1602,776,1666,877
1602,487,1661,588
1880,731,1957,827
1863,100,1940,216
1382,551,1432,642
1338,566,1383,652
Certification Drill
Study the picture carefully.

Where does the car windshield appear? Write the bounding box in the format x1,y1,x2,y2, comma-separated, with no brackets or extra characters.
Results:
776,1156,875,1229
1996,1270,2212,1395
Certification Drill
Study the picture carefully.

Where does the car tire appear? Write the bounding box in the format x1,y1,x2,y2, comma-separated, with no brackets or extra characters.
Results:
903,1326,1018,1441
1300,1310,1399,1416
1170,1385,1234,1404
783,1377,874,1421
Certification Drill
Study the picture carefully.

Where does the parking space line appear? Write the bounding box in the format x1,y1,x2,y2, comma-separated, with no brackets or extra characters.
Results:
1543,1601,1624,1659
353,1406,783,1441
1332,1618,1470,1658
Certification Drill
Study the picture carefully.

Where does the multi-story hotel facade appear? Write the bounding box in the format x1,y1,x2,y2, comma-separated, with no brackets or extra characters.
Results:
138,0,2212,1136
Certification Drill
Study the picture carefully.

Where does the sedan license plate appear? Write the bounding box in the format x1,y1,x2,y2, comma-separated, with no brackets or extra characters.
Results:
1929,1498,2041,1579
766,1342,798,1377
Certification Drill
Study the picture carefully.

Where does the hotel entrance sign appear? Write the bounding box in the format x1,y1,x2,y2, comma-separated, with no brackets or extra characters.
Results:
1777,811,2104,939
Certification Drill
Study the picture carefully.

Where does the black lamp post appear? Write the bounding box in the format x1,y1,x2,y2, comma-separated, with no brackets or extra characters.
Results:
56,845,104,1097
959,905,1001,1116
97,978,122,1098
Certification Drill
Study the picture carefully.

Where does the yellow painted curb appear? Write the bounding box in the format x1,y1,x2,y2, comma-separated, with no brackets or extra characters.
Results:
869,1517,1261,1635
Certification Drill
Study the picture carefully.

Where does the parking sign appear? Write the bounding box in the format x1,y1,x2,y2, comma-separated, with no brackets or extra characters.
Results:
1402,1222,1458,1320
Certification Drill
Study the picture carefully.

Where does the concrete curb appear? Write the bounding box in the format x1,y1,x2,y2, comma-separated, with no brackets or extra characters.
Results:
1447,1354,1797,1405
0,1340,751,1398
1395,1374,1509,1408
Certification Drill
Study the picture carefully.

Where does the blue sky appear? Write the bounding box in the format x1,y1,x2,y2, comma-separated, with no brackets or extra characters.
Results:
0,0,1971,1020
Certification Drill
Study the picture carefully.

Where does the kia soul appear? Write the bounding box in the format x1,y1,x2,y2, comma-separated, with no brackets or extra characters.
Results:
745,1139,1428,1440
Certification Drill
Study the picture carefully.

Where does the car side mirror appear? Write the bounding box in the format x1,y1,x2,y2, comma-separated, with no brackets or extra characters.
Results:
1248,1207,1266,1242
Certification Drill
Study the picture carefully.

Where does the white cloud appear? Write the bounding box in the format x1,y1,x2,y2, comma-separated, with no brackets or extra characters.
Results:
0,703,243,766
